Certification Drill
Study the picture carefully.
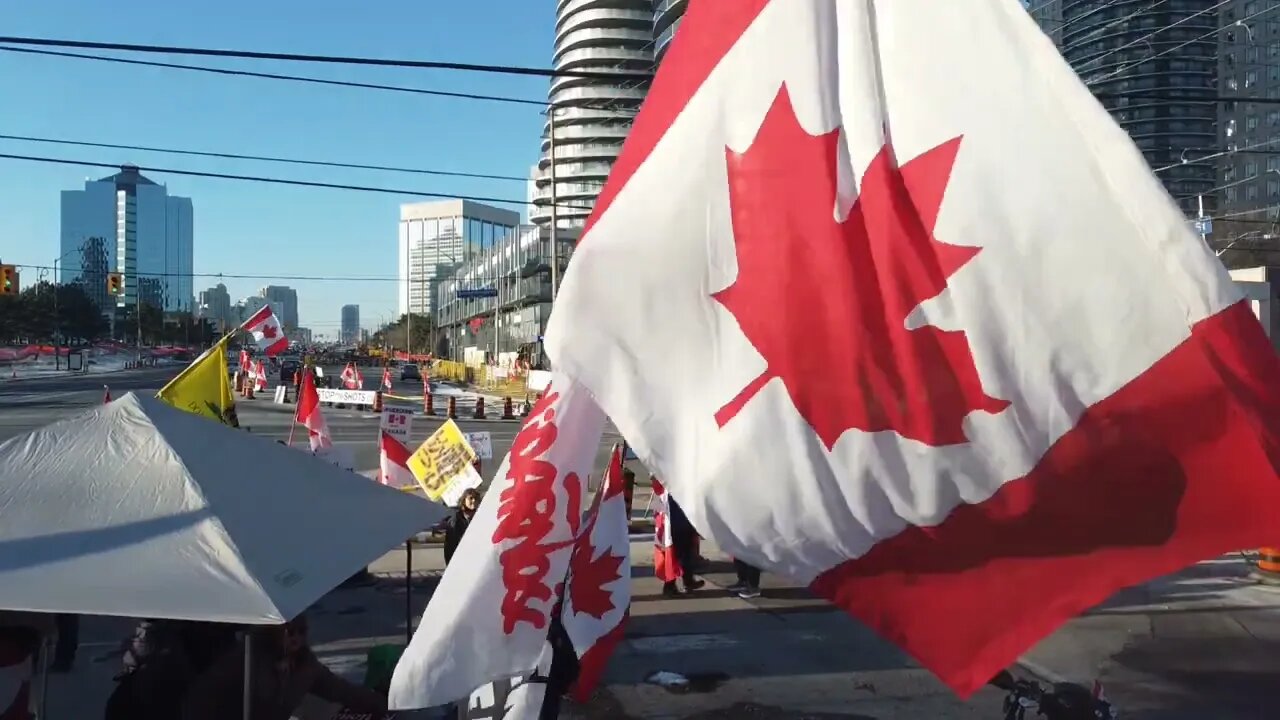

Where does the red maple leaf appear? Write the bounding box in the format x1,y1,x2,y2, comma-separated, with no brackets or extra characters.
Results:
568,537,624,620
713,86,1008,449
261,324,278,339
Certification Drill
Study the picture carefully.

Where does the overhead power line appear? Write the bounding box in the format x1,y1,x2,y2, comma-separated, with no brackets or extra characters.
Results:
0,35,653,81
0,134,531,183
0,152,593,210
0,45,642,116
11,264,407,282
0,45,546,106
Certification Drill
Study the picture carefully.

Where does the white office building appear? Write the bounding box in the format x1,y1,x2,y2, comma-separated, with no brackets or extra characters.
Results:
398,199,519,318
60,165,194,313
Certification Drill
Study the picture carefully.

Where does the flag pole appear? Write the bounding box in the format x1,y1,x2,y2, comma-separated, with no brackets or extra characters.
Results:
155,330,235,398
405,539,414,645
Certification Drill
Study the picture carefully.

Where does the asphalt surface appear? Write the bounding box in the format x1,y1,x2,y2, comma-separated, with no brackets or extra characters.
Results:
4,365,1278,719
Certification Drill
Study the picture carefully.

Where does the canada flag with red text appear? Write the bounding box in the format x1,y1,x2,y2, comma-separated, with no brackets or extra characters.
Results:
390,376,607,709
561,444,630,702
543,0,1280,697
241,305,287,356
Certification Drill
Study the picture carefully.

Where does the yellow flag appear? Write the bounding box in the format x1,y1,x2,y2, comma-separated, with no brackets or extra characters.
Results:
156,337,239,427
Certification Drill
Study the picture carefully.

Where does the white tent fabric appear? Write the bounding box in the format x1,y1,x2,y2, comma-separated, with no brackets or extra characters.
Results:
0,392,446,624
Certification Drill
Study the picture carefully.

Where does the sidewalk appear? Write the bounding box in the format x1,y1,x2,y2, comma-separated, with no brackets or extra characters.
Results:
1020,553,1280,719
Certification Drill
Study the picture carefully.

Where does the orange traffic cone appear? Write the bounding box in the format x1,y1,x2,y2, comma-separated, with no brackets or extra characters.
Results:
474,397,485,420
502,396,515,420
448,396,458,419
424,390,435,416
1255,547,1280,585
373,391,383,412
103,385,111,404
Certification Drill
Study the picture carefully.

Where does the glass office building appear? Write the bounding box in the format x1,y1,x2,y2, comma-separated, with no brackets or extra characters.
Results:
399,199,519,318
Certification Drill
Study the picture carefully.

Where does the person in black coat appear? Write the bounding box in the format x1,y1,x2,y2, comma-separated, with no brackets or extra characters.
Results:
443,489,481,566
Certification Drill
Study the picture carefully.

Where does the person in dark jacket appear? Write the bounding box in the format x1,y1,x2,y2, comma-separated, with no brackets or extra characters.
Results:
664,496,705,595
181,614,386,720
443,489,482,566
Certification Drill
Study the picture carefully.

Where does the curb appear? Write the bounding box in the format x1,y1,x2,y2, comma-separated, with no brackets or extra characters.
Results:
1014,657,1069,685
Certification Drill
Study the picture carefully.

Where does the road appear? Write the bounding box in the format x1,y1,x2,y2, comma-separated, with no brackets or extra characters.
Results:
3,366,1278,719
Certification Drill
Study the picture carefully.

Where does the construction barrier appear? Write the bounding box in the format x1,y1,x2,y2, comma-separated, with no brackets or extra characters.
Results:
448,396,458,419
474,397,485,420
373,392,383,412
502,396,515,420
424,391,435,416
1256,547,1280,584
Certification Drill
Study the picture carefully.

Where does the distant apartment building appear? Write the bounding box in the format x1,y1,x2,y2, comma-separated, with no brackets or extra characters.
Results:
197,283,233,331
527,0,652,235
293,327,313,345
399,200,520,318
60,164,194,312
1025,2,1218,218
1215,1,1280,228
259,285,299,331
341,305,361,345
653,0,689,64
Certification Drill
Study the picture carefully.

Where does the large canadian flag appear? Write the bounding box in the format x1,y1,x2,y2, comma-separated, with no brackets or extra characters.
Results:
241,305,288,356
390,377,607,709
542,0,1280,697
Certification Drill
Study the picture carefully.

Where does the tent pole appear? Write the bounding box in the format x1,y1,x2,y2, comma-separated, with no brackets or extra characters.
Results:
38,636,50,720
242,632,252,720
404,540,413,645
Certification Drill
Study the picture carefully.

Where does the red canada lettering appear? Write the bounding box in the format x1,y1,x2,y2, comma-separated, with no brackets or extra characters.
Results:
491,392,575,634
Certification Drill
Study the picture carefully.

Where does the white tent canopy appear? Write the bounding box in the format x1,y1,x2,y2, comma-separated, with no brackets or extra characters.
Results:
0,392,446,624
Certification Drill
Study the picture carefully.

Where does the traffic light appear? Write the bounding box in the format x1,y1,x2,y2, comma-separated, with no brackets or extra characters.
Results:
107,272,124,296
0,264,17,296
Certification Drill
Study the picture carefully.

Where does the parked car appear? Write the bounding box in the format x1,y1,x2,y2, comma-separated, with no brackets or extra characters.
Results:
400,364,421,381
279,359,301,384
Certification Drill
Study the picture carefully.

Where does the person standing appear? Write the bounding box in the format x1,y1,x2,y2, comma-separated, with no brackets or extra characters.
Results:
729,559,762,599
652,477,704,596
443,489,481,567
50,614,78,672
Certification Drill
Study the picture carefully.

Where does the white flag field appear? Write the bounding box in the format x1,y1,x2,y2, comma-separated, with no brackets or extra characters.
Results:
391,0,1280,707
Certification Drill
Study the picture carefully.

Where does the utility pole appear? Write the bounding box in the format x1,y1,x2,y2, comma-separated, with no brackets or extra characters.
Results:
548,108,560,300
135,276,142,365
52,261,60,371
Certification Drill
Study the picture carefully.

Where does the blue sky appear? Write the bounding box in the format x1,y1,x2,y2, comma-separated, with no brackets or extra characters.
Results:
0,0,554,338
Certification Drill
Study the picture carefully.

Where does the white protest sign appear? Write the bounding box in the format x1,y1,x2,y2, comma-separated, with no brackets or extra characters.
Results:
441,463,485,508
317,388,378,407
273,386,288,404
527,370,553,392
381,406,415,442
463,431,493,460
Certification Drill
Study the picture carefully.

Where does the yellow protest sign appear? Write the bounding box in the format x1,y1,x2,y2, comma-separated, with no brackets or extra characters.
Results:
407,419,478,501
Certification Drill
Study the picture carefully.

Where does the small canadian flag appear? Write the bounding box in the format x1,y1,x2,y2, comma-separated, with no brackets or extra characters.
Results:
341,363,364,390
379,432,415,489
254,360,268,392
241,306,288,357
381,367,393,391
